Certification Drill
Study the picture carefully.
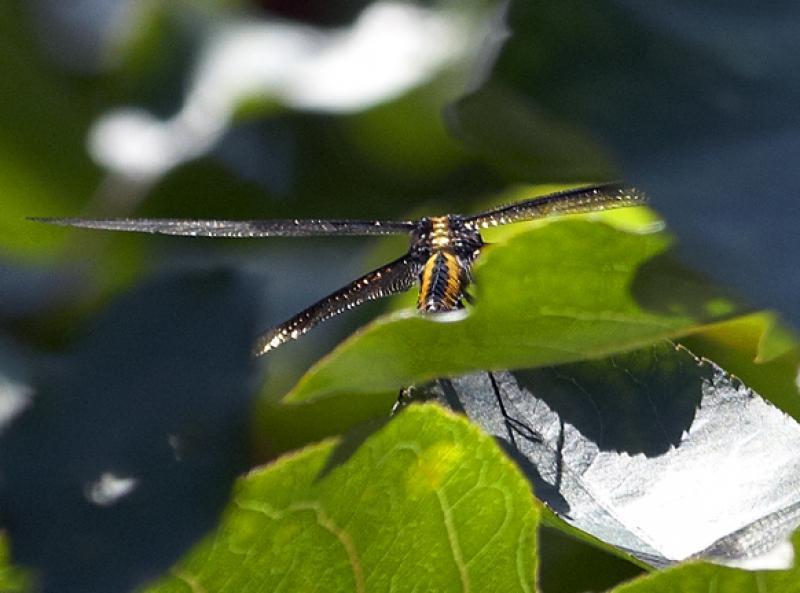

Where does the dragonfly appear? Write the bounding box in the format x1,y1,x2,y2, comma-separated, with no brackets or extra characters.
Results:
32,183,645,356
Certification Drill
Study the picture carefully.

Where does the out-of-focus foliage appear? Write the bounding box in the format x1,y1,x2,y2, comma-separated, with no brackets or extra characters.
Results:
0,537,28,592
0,270,260,593
450,0,800,329
1,1,798,592
683,314,800,421
0,2,100,257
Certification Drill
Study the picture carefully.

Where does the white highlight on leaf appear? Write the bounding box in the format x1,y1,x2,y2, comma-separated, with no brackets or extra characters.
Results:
429,309,470,323
168,434,184,462
633,220,667,234
714,540,794,571
0,376,33,434
470,359,800,570
795,363,800,393
88,1,474,182
84,472,139,506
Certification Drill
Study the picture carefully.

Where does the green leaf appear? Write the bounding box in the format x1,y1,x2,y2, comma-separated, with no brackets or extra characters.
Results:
757,314,800,364
255,391,400,458
0,535,29,593
450,83,616,182
0,3,99,258
287,220,741,402
682,313,800,422
609,531,800,593
145,404,539,593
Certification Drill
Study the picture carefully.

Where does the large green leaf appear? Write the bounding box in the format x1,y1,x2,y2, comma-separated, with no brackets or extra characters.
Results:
145,404,539,593
287,219,741,402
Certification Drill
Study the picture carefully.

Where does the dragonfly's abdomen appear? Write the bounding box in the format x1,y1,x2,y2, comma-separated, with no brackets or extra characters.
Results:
417,250,463,312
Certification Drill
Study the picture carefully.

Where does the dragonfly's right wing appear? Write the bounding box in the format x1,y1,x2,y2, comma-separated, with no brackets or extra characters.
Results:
466,183,646,228
29,217,415,237
254,254,422,356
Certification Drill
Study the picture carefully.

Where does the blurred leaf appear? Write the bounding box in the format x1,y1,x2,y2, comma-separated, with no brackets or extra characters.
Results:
0,261,83,322
0,268,260,593
758,314,800,363
287,220,743,402
0,334,35,432
609,530,800,593
0,2,100,258
255,391,398,459
449,83,615,181
682,313,800,421
419,341,800,570
451,0,800,329
345,80,470,181
145,404,539,593
0,536,28,593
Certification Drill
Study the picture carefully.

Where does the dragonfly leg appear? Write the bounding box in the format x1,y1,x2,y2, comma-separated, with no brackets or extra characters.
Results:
391,385,417,415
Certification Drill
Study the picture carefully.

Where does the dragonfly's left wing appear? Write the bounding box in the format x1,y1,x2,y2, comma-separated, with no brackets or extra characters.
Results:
254,253,421,356
465,183,646,228
29,217,415,237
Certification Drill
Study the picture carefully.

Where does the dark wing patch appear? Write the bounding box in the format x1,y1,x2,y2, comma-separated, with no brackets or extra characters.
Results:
253,254,422,356
466,184,646,228
28,217,415,237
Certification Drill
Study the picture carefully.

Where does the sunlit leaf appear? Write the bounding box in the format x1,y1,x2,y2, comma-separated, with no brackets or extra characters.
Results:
145,404,539,593
418,342,800,570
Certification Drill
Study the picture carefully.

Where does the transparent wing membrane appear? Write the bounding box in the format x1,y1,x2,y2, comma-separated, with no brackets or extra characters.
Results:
466,183,646,228
29,217,415,237
253,254,421,356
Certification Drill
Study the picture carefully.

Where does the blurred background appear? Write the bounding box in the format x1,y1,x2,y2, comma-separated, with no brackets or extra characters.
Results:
5,0,799,399
0,0,524,397
2,1,799,592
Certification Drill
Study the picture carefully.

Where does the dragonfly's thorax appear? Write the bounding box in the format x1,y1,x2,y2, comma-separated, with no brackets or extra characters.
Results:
430,216,451,249
410,215,483,260
410,216,483,312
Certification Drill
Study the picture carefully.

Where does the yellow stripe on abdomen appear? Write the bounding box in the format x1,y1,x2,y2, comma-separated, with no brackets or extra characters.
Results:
417,251,463,312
